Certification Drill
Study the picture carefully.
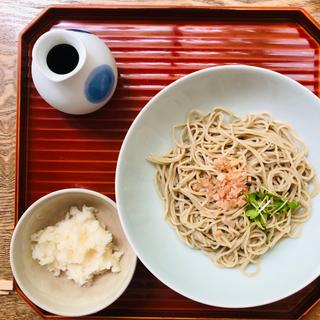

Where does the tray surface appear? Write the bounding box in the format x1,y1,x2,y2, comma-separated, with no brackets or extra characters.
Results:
17,6,320,319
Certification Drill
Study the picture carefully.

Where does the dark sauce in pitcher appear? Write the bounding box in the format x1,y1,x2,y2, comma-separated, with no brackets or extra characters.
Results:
46,44,79,75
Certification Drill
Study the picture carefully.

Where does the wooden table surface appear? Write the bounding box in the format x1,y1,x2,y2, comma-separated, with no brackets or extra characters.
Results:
1,0,320,319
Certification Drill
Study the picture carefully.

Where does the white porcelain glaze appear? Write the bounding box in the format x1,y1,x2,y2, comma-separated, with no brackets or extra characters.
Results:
116,65,320,308
31,29,117,115
10,189,136,316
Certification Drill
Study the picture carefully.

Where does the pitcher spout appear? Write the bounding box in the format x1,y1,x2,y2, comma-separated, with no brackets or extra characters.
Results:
32,29,87,83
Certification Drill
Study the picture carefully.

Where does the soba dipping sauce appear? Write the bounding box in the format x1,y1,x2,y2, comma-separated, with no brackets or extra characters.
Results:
46,44,79,74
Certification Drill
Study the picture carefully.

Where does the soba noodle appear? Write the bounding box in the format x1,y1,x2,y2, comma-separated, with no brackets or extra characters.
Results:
147,107,318,272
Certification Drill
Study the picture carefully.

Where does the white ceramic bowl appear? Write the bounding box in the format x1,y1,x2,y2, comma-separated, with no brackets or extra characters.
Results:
10,188,136,317
116,65,320,308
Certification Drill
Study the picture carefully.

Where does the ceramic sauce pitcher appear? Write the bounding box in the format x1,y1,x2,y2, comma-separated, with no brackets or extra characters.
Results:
31,29,118,115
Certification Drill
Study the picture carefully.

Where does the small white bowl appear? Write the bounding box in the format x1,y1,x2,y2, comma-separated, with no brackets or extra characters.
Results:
10,188,136,317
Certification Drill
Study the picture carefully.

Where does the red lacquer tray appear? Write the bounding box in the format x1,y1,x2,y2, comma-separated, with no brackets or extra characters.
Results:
16,6,320,319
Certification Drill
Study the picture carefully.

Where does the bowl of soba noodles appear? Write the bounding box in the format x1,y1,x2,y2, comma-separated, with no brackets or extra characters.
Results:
115,65,320,308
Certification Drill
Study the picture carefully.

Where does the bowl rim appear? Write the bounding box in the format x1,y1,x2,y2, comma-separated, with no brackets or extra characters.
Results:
10,188,137,317
115,64,320,308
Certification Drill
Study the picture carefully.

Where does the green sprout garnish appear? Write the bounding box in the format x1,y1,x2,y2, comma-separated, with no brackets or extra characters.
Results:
245,188,300,230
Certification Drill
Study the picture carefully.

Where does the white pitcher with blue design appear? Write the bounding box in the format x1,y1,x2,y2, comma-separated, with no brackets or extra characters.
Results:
31,29,117,115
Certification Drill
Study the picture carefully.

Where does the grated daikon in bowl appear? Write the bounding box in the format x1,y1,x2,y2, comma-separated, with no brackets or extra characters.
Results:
31,205,123,286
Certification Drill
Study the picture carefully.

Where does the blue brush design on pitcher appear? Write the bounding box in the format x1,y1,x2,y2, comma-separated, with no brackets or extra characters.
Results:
84,65,115,103
67,29,92,34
